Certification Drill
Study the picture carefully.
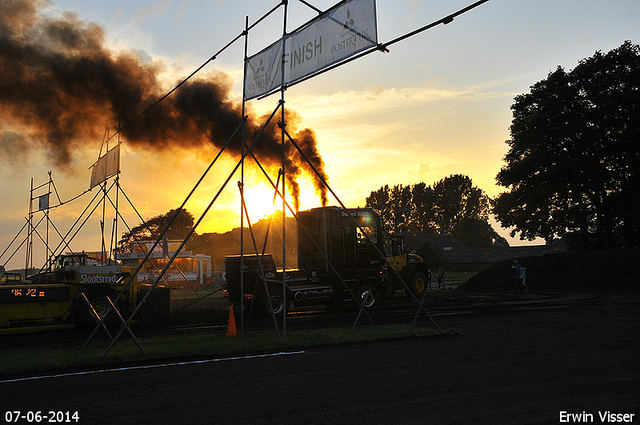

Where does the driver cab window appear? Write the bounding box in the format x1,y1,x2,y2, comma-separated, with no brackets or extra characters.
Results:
356,227,377,245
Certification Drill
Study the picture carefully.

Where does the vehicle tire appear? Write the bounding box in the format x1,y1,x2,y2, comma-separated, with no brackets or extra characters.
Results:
355,284,379,310
412,270,428,298
381,278,395,299
260,292,286,317
404,270,428,300
75,286,122,328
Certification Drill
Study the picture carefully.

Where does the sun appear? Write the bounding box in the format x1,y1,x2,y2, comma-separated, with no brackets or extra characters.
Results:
190,174,328,234
241,174,327,224
242,183,281,224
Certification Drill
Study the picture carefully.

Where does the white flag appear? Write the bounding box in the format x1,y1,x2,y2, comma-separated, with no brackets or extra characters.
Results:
38,193,49,211
90,144,121,189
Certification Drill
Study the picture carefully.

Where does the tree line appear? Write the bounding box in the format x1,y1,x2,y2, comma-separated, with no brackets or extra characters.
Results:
365,175,507,248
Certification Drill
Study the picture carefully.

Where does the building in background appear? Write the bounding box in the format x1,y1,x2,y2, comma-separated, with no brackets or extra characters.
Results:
115,240,212,288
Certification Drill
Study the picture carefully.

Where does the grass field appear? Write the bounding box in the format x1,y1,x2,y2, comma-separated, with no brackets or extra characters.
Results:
0,324,451,377
0,267,491,377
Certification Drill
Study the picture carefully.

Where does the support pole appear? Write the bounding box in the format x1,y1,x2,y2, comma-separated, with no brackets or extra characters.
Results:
240,15,250,335
281,0,289,344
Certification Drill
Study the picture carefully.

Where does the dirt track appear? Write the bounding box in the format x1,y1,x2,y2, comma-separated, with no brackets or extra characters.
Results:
2,291,639,424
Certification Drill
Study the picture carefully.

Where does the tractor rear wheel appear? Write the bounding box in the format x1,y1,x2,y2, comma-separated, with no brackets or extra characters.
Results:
75,286,122,328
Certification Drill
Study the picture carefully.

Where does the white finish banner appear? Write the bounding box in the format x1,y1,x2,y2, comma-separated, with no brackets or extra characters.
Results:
90,144,120,189
244,39,285,102
244,0,378,100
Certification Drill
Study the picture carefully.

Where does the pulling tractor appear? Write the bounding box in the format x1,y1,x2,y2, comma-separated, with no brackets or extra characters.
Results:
0,253,170,332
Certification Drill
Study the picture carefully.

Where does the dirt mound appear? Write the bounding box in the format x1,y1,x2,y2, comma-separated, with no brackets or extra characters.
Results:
460,249,639,292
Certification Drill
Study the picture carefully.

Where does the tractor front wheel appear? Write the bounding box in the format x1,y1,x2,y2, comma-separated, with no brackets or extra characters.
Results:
405,270,428,300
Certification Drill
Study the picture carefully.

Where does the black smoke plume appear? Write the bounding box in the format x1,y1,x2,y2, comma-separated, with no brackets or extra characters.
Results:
0,0,329,209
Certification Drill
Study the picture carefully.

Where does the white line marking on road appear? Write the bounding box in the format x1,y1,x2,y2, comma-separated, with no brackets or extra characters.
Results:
0,351,306,384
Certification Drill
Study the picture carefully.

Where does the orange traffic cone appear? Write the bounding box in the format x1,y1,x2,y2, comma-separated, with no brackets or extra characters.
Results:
226,305,237,337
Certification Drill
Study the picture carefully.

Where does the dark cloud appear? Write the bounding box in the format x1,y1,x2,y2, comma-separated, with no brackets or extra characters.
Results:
0,0,328,207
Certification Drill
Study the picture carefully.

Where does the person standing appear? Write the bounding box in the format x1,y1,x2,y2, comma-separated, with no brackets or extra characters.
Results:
512,260,526,295
437,266,446,290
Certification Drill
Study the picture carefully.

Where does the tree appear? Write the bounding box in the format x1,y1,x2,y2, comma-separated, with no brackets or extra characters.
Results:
118,208,195,250
366,184,414,232
366,185,392,228
431,174,489,235
366,175,507,248
411,182,437,234
494,41,640,249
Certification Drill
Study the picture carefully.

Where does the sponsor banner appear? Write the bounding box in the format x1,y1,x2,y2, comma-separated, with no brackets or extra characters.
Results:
341,209,373,217
90,143,120,189
244,39,285,101
80,273,117,284
284,0,378,86
244,0,377,100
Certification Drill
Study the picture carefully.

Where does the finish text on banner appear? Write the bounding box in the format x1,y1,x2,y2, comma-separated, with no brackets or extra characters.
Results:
244,0,377,100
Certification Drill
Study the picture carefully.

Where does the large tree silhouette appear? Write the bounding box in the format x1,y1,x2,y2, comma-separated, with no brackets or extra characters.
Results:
494,41,640,249
117,209,195,250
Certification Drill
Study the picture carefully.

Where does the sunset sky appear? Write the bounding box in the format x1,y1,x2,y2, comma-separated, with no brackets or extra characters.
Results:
1,0,639,270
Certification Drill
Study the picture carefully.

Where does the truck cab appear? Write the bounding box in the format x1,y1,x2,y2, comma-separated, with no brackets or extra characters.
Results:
26,253,121,285
0,271,23,284
224,207,389,316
